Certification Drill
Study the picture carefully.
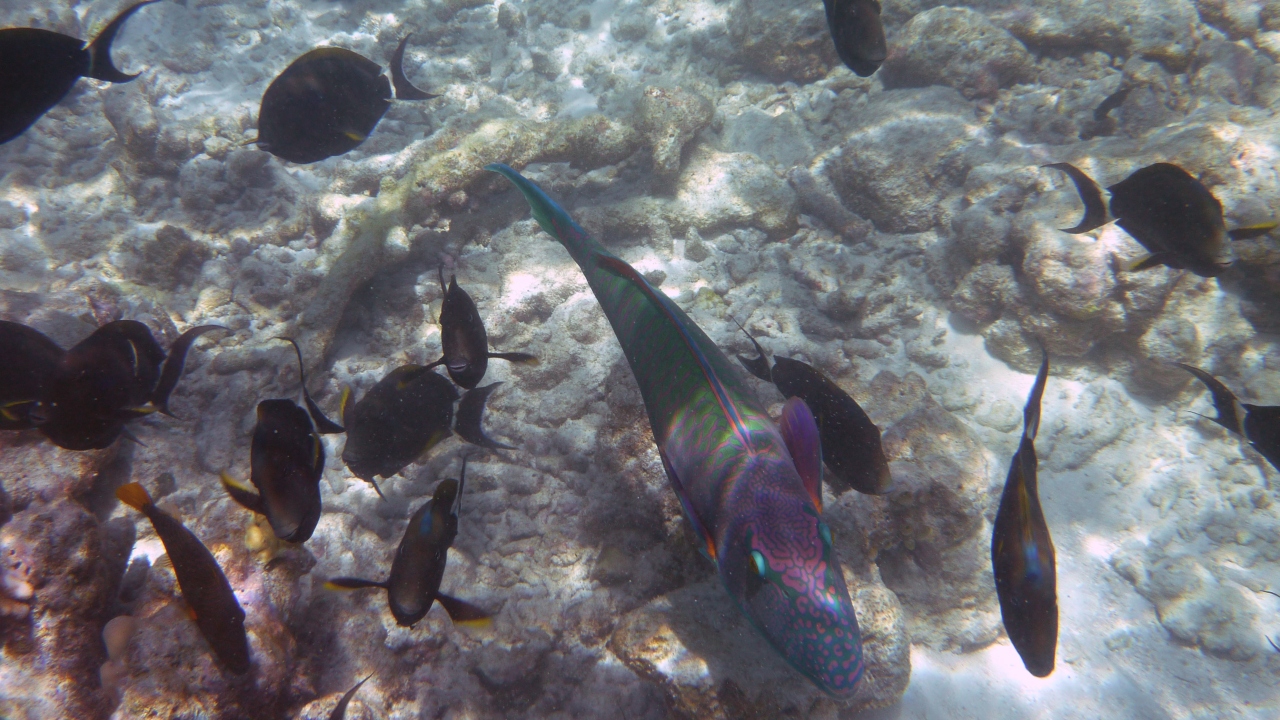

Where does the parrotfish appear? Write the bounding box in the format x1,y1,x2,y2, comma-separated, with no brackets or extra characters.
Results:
0,0,158,144
256,35,436,164
1044,162,1277,276
488,163,864,696
736,323,891,495
31,321,226,450
328,674,373,720
427,267,537,390
221,339,339,543
822,0,887,78
325,458,492,628
0,320,65,430
116,481,250,674
1176,363,1280,474
991,349,1057,678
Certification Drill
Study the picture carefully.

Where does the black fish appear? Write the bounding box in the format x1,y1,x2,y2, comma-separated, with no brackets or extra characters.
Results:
1045,162,1278,277
735,324,891,495
116,481,250,674
329,674,372,720
1176,363,1280,474
427,268,536,389
33,321,226,450
822,0,887,77
340,365,459,497
256,35,436,164
326,458,492,627
0,321,64,430
277,337,344,434
220,339,333,543
0,0,158,144
455,382,515,450
991,348,1056,678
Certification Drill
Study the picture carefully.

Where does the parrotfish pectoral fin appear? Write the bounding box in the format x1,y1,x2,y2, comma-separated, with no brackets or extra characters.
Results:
324,577,388,591
659,447,716,561
1175,363,1245,435
731,318,773,382
1043,162,1108,234
780,397,823,511
86,0,161,83
436,593,493,627
1228,222,1279,240
220,472,267,515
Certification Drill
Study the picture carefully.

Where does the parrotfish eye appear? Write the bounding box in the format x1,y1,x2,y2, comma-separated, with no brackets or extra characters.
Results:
750,550,768,578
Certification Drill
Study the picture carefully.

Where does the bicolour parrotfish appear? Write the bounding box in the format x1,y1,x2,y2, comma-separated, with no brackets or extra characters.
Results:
325,458,492,628
220,338,340,543
1044,162,1277,277
116,481,250,674
426,267,537,390
0,0,159,144
255,35,436,164
991,348,1057,678
1176,363,1280,474
28,321,226,450
487,163,864,696
735,322,892,495
328,674,372,720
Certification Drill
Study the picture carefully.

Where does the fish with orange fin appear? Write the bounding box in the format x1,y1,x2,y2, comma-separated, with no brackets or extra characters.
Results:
220,338,340,543
426,267,537,390
325,458,491,628
991,347,1057,678
116,481,250,674
1176,363,1280,474
1044,161,1278,277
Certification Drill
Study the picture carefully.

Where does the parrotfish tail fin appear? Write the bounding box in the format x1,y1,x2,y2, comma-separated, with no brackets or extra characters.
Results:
153,325,229,416
86,0,160,83
324,577,388,591
1023,347,1049,442
436,593,492,627
1042,162,1108,234
780,397,824,511
485,163,596,257
659,447,717,561
275,337,345,434
116,482,153,511
488,351,538,365
1228,221,1280,240
220,472,267,515
456,383,516,450
731,317,773,382
1174,363,1245,435
339,384,354,427
390,35,437,100
1127,253,1171,272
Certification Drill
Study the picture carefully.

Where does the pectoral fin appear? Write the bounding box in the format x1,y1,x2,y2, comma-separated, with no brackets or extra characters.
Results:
1128,253,1170,272
436,593,492,627
779,397,823,511
220,473,266,515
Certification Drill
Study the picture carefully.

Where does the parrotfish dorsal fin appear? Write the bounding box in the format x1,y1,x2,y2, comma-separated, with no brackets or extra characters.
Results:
86,0,161,83
731,318,773,383
1023,347,1049,441
1175,363,1245,435
659,447,716,560
1043,162,1108,234
275,337,345,434
389,35,437,101
780,397,823,511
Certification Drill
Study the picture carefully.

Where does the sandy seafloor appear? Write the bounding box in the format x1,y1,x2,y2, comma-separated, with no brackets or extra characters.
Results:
3,0,1280,718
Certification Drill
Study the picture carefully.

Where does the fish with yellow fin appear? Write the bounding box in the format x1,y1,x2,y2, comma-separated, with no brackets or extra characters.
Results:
116,481,250,674
325,458,492,628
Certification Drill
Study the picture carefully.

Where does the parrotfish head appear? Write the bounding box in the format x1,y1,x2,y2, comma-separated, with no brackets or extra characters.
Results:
717,456,865,697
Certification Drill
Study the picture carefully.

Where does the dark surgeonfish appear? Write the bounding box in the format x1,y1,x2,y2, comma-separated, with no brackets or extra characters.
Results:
822,0,887,77
991,348,1057,678
220,339,341,543
256,35,436,164
1044,162,1277,277
0,321,65,430
736,323,891,495
0,0,159,144
328,674,373,720
340,368,513,496
426,268,536,389
116,481,250,674
326,458,492,628
32,321,226,450
1176,363,1280,474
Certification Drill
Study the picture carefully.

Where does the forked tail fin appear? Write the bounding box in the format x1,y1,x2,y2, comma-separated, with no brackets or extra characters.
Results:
86,0,160,83
1175,363,1245,435
1042,162,1108,234
390,35,437,100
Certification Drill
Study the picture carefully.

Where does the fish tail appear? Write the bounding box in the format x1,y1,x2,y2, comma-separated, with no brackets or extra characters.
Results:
116,482,152,511
457,383,516,450
153,325,229,417
1174,363,1244,435
1042,162,1108,234
731,317,772,382
324,577,387,591
390,35,437,101
485,163,604,262
436,593,493,627
1023,347,1049,441
86,0,160,83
